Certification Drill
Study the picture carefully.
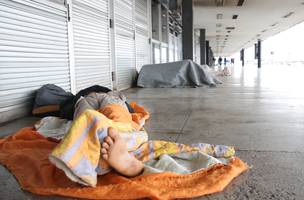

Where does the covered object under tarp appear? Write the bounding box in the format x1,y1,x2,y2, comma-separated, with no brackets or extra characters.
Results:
137,60,222,88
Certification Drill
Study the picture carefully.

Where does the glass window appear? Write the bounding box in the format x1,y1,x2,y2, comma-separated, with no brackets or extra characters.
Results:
153,42,161,64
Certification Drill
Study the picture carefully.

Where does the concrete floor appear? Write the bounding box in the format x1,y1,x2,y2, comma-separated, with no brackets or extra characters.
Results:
1,64,304,199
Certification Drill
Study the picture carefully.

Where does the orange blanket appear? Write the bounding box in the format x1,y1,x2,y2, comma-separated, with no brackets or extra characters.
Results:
0,128,247,200
99,101,150,130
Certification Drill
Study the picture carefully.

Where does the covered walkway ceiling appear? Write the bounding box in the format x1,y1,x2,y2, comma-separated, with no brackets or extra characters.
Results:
193,0,304,57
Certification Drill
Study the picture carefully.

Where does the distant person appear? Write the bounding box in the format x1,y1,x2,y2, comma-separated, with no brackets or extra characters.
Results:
218,57,223,66
231,58,235,65
224,58,227,66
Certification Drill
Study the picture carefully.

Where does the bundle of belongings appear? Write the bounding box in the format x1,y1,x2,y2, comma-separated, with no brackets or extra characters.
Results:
31,84,73,117
0,84,248,200
31,84,134,119
137,60,222,88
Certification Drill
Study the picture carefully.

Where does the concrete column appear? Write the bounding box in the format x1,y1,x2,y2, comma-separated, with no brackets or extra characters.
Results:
182,0,193,60
209,48,214,66
240,48,245,67
200,29,206,64
257,40,261,68
209,47,213,66
254,43,258,59
206,40,210,66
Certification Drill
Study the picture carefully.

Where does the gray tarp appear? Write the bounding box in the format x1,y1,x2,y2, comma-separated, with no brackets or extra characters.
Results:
137,60,222,88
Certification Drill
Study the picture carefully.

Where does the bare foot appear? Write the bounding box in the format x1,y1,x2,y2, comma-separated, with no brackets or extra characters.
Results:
101,127,144,177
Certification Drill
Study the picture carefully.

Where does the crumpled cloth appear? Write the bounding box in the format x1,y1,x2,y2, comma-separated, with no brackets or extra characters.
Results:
0,128,248,200
49,109,236,187
74,91,128,119
34,116,72,139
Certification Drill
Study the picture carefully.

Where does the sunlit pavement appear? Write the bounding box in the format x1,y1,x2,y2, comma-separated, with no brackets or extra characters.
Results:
126,64,304,200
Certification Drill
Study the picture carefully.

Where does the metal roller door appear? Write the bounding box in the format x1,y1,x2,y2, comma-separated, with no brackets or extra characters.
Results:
114,0,135,90
194,33,200,64
0,0,70,123
175,35,182,61
72,0,112,92
135,0,150,72
169,33,175,62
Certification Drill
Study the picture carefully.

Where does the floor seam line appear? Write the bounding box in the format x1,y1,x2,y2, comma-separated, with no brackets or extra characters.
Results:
176,110,192,143
237,149,303,154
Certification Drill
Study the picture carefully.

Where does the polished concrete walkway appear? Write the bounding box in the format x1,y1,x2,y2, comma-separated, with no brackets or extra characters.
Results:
1,64,304,199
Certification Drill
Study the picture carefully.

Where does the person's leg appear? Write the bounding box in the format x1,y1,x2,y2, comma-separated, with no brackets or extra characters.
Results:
101,128,144,177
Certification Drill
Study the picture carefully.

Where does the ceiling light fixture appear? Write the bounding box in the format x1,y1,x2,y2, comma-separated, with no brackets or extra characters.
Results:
282,12,294,18
215,0,224,7
237,0,245,6
216,13,223,19
270,22,278,27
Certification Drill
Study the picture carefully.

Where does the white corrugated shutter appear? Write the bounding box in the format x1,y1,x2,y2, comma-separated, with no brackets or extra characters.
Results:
0,0,70,123
114,0,135,90
135,0,150,72
194,33,200,64
169,33,175,62
176,35,182,61
72,0,112,92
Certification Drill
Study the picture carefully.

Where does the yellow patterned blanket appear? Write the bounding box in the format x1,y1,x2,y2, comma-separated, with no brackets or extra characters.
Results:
49,109,235,187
